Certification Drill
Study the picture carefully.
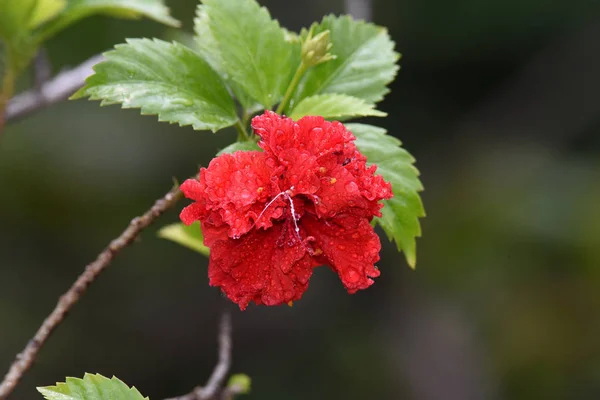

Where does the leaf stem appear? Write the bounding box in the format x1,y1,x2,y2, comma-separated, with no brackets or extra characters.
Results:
234,118,250,141
276,61,308,115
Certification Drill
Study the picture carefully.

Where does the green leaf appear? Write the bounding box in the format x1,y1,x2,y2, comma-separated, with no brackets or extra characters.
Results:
218,140,261,155
28,0,67,29
0,0,64,34
348,123,425,268
36,0,179,42
37,373,148,400
193,5,225,80
201,0,298,109
73,38,238,132
158,221,210,257
227,374,251,394
193,4,261,112
0,0,39,72
0,0,37,40
289,93,386,120
291,15,400,109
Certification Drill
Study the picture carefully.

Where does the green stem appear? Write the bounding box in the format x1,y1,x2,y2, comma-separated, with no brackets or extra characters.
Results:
234,119,249,141
276,61,308,115
241,109,251,127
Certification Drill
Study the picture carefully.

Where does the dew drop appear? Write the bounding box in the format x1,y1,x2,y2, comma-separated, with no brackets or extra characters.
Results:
310,127,323,136
171,98,194,106
346,269,360,283
345,181,359,193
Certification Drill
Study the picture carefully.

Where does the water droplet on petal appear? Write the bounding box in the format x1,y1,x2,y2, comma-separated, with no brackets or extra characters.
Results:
345,181,359,193
346,269,360,283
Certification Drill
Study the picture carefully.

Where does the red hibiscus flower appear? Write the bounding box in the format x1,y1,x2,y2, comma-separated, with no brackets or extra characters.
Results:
180,111,393,310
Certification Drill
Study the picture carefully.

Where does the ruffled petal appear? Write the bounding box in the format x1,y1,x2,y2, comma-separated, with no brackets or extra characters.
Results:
251,112,392,218
180,202,207,225
208,220,315,310
313,155,392,218
252,111,356,161
302,213,381,293
180,111,394,309
180,151,283,238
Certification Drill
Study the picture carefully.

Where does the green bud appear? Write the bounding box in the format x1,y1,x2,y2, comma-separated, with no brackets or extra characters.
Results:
227,374,251,395
302,29,336,67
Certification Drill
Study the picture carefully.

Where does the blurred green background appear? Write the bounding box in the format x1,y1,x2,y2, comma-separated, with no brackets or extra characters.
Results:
2,0,600,399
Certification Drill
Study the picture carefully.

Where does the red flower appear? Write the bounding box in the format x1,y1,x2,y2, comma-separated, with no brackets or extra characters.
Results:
180,111,393,310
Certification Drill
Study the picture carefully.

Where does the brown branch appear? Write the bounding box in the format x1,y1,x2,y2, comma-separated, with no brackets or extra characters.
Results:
4,54,103,123
345,0,372,21
0,185,183,400
165,309,233,400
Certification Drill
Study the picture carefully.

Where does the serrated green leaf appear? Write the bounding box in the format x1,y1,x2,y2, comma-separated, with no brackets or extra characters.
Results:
348,123,425,268
201,0,298,109
158,221,210,257
36,0,179,42
73,38,238,132
193,4,261,112
289,93,386,120
28,0,67,29
218,140,261,155
291,15,399,109
37,373,148,400
193,5,225,80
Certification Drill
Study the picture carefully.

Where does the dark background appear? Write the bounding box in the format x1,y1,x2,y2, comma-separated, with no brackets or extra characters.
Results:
2,0,600,399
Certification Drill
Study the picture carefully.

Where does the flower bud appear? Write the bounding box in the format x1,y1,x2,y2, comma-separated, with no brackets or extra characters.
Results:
302,29,336,67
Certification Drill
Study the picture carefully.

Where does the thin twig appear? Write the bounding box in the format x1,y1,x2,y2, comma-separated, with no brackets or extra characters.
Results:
0,186,183,400
345,0,372,21
219,384,245,400
4,54,103,123
165,308,233,400
33,49,52,92
198,309,232,399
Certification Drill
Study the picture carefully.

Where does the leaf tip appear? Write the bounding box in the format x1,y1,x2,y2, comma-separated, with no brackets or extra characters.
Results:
407,257,417,270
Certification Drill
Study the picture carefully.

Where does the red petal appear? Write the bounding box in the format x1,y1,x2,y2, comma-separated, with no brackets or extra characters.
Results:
302,214,381,294
252,111,356,161
180,176,206,200
180,203,206,226
208,220,315,310
179,151,282,238
251,112,392,218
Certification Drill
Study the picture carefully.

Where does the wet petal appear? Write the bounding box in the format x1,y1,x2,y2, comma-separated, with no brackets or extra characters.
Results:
180,151,281,238
208,220,315,310
302,214,381,293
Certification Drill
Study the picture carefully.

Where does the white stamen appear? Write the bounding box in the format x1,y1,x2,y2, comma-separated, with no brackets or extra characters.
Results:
283,192,301,239
253,191,286,228
252,186,302,241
